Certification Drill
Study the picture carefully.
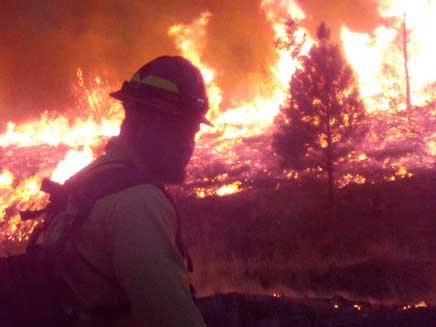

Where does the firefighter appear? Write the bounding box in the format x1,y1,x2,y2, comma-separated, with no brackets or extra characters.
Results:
43,56,210,326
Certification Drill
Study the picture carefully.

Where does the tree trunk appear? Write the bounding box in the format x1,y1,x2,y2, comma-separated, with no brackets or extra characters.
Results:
326,140,335,211
325,105,335,211
402,12,412,111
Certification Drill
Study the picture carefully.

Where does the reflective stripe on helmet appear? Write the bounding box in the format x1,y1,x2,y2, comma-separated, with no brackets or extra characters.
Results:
131,73,179,94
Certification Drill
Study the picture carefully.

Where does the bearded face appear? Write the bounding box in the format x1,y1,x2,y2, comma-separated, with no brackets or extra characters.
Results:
135,115,201,184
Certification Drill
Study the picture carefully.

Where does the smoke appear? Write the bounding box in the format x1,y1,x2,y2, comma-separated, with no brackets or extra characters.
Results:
0,0,274,122
295,0,384,42
0,0,384,123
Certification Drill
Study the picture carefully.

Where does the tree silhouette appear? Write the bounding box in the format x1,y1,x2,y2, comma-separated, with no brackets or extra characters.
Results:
273,22,367,207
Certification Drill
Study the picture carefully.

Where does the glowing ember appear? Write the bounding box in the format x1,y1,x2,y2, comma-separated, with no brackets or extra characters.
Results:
337,174,367,188
353,304,362,311
402,300,428,310
414,301,428,308
194,181,242,198
216,181,242,197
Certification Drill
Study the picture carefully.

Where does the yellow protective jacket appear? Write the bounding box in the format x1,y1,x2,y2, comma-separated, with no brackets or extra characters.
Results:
43,138,206,327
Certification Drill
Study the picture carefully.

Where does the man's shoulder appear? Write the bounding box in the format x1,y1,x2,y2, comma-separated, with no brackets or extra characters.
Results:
107,183,175,216
91,183,178,240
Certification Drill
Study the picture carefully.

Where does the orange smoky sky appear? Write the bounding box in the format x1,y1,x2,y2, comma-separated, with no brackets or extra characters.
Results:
296,0,383,41
0,0,383,123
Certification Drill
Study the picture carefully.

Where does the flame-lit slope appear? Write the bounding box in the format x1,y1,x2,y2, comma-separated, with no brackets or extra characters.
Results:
0,4,303,242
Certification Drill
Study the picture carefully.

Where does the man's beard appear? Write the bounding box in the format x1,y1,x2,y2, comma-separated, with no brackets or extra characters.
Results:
136,134,193,184
145,154,189,184
158,163,187,184
165,172,186,184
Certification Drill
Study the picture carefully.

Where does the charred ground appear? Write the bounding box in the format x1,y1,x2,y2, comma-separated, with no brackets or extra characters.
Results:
196,292,436,327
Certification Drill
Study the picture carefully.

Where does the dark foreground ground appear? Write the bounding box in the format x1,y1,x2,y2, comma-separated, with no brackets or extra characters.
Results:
197,293,436,327
178,170,436,304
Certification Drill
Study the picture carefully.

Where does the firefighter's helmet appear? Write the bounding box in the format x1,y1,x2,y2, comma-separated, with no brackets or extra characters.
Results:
110,56,211,125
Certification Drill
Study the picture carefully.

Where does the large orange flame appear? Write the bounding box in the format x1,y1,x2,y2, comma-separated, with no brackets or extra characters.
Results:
342,0,436,111
340,0,436,178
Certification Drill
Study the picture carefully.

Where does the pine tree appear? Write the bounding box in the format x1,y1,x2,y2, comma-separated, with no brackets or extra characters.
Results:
273,22,367,206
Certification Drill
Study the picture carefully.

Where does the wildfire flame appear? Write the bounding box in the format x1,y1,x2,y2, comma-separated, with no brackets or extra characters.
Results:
342,0,436,109
0,3,303,240
167,6,307,196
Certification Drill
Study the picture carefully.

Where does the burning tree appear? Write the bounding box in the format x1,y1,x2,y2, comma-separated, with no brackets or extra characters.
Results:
379,12,413,112
273,22,366,206
368,12,434,163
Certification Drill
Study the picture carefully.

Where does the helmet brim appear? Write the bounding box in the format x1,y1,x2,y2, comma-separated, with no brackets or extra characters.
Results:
109,90,214,126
